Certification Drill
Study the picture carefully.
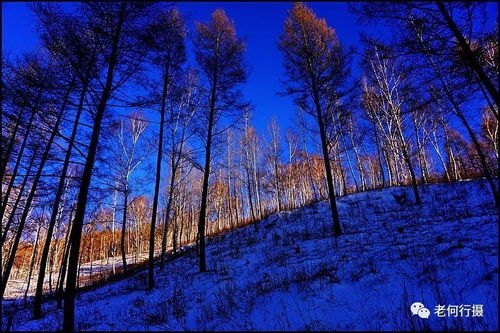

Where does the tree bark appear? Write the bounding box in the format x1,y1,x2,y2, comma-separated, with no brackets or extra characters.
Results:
310,75,342,236
198,68,217,272
56,211,73,309
34,77,80,318
160,165,176,269
63,5,126,330
24,221,42,305
120,188,128,272
148,60,171,289
396,127,422,204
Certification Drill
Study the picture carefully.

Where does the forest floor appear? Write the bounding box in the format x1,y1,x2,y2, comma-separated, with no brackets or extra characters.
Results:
2,179,498,331
4,248,168,300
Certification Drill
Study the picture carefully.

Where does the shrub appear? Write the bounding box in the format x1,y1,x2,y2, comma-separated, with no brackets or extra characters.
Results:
170,286,186,321
393,192,407,206
214,280,237,318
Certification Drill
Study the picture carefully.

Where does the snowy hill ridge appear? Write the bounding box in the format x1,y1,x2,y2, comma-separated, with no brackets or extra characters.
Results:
4,179,498,331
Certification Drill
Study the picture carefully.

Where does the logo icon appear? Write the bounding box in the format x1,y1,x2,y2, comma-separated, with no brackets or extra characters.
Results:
411,302,430,319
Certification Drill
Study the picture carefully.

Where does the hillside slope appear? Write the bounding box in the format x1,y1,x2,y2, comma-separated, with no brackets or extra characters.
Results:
4,179,498,331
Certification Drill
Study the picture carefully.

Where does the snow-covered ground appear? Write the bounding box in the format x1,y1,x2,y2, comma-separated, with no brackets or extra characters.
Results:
2,179,498,331
4,249,166,300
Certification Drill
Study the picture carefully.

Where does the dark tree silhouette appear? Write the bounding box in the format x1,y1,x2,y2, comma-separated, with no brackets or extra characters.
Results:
141,7,186,289
193,9,248,272
279,2,352,236
62,3,154,330
1,55,70,299
31,3,100,318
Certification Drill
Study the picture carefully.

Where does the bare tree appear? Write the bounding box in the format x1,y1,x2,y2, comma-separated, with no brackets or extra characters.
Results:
480,106,498,164
193,9,248,272
353,2,498,112
353,1,499,204
1,54,71,299
279,2,352,236
361,45,422,204
266,117,284,212
108,113,147,272
62,3,155,330
0,56,49,228
142,7,186,289
241,111,263,227
30,3,100,317
160,70,198,269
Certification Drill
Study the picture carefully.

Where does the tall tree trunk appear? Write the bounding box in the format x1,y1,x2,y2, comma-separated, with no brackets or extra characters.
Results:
413,115,429,184
34,78,80,318
304,146,319,201
24,221,42,305
226,140,235,228
254,155,263,217
57,212,73,309
63,5,125,330
397,128,422,204
246,168,257,229
1,89,67,299
120,187,128,272
172,217,178,255
0,109,37,223
1,86,43,217
311,82,342,236
1,148,38,245
160,165,176,269
345,149,360,193
198,70,217,273
417,30,499,204
350,132,366,191
0,110,23,182
148,60,171,289
273,157,283,212
428,124,451,181
373,126,386,188
455,109,499,204
337,152,347,196
111,189,117,275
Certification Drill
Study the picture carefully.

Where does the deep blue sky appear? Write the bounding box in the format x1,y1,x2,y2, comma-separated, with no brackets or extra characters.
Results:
2,2,364,136
2,2,497,137
2,1,497,200
177,2,363,135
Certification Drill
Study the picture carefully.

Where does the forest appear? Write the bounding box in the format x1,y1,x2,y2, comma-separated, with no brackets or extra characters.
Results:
1,2,498,331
